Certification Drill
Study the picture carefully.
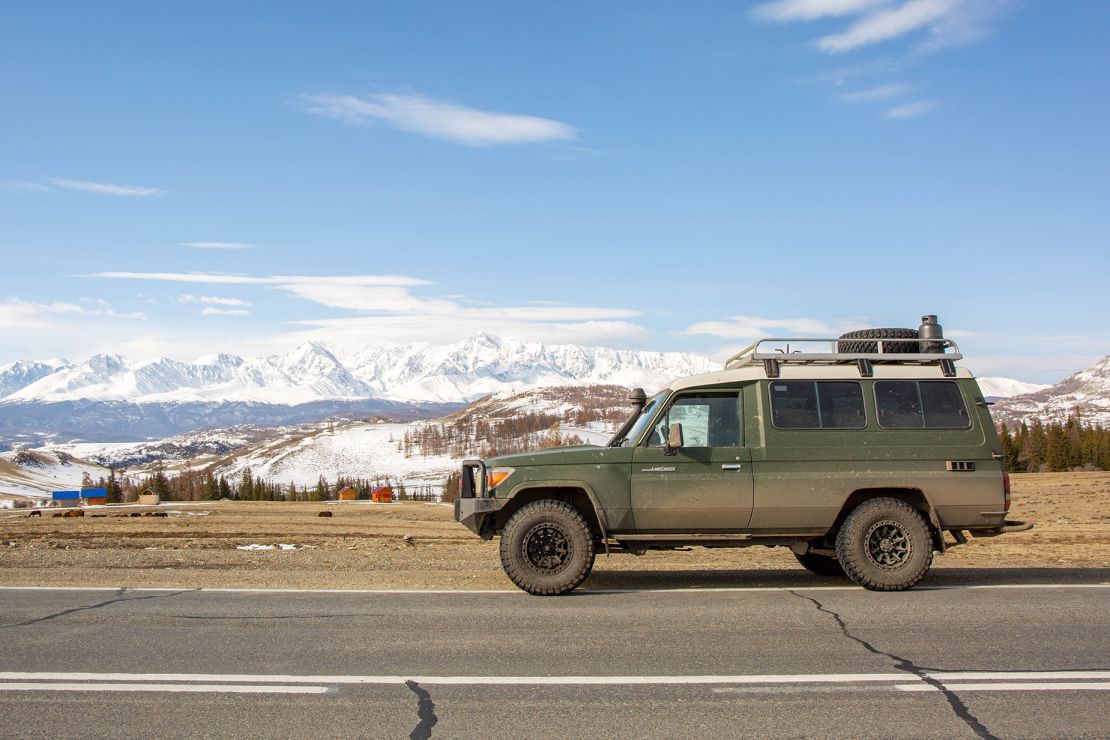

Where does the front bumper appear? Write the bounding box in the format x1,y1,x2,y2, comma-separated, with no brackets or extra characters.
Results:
454,496,504,536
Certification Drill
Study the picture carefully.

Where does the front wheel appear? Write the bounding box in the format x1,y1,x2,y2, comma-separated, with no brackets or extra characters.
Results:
835,497,933,591
499,500,595,595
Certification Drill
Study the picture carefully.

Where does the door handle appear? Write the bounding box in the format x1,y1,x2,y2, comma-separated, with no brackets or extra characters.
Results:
721,464,744,471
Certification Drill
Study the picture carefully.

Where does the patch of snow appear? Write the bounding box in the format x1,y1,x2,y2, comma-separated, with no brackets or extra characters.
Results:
976,377,1051,399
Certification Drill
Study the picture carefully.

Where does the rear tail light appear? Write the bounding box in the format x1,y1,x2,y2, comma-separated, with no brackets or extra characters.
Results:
1003,472,1011,513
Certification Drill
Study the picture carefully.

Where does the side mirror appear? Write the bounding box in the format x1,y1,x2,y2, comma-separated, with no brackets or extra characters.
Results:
664,423,684,456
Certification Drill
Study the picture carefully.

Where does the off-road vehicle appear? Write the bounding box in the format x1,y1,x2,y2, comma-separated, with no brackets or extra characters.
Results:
454,315,1032,594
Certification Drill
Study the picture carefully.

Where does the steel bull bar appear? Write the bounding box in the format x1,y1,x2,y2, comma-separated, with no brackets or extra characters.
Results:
454,459,504,537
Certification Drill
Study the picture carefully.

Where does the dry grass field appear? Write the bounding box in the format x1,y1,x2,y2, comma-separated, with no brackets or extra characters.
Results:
1,472,1106,590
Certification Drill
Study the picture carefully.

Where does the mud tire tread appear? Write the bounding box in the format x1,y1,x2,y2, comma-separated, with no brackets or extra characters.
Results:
835,497,933,591
499,499,595,596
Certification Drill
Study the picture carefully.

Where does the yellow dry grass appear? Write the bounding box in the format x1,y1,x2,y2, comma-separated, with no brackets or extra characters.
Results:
0,472,1106,590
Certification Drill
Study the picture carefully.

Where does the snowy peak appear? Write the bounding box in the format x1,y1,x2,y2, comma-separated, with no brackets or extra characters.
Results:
976,377,1051,400
992,355,1110,426
0,359,72,398
342,334,716,402
0,335,715,405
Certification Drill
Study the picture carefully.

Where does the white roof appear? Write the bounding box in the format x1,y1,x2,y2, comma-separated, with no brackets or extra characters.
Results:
668,363,974,393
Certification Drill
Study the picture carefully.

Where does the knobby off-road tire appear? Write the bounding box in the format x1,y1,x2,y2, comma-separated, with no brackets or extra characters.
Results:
837,328,919,354
835,497,933,591
794,551,846,577
499,500,595,595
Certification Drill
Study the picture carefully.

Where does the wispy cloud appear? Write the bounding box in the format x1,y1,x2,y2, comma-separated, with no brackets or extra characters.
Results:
90,271,430,287
683,315,847,341
0,298,144,329
817,0,959,53
88,270,646,347
0,299,83,330
181,241,254,250
883,99,937,118
48,178,166,197
294,91,576,146
76,298,147,320
755,0,1018,120
753,0,892,22
0,179,53,194
179,294,251,308
756,0,1013,54
838,82,911,102
201,307,249,317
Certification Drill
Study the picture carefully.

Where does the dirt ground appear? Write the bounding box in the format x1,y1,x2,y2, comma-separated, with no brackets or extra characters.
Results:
1,473,1107,590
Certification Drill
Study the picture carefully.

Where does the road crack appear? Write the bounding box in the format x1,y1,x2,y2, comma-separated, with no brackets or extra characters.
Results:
405,680,439,739
788,590,997,740
0,588,196,629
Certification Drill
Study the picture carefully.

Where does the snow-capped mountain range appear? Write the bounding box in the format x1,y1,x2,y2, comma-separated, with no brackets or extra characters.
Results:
992,355,1110,427
0,334,715,406
1,335,1102,446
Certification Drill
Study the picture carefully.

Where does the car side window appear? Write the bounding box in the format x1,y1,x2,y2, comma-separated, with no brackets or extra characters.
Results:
647,392,740,447
875,380,969,429
769,381,865,429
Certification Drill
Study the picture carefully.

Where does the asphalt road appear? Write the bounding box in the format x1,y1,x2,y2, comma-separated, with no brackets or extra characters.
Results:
1,573,1108,739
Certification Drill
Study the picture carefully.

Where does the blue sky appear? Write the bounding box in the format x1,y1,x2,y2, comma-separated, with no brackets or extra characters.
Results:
1,0,1107,383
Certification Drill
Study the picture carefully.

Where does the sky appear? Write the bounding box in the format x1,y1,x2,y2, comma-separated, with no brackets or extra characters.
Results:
1,0,1108,383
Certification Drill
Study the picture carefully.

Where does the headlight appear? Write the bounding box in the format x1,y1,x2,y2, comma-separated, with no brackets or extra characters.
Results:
486,467,515,490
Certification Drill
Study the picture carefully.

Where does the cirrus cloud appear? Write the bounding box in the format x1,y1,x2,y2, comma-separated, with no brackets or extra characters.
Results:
294,91,576,147
47,178,166,197
85,270,647,348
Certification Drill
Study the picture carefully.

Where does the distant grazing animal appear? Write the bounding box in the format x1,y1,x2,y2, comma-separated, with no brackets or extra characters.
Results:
129,512,142,517
27,511,41,517
318,511,333,517
153,512,168,517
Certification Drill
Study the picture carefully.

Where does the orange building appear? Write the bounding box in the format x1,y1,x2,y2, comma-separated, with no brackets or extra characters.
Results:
337,486,358,501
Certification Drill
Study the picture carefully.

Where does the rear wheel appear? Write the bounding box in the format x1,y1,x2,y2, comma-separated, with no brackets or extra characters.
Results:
794,551,846,577
835,497,933,591
499,500,595,595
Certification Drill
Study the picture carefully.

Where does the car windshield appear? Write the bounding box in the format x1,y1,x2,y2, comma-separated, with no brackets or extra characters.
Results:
613,391,667,447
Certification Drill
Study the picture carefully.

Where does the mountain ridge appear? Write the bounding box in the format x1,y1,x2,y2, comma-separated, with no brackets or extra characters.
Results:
1,334,717,405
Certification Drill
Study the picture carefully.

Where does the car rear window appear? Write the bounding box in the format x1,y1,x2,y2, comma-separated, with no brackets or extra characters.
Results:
769,381,865,429
875,381,969,429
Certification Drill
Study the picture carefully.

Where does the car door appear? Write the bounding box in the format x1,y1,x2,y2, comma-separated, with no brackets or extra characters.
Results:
630,390,753,532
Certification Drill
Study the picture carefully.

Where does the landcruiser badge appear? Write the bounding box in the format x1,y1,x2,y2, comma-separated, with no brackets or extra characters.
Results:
640,466,676,473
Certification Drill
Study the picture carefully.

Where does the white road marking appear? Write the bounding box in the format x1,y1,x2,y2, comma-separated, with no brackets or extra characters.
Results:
2,671,1107,687
897,682,1110,693
0,584,1107,595
0,682,328,694
924,671,1110,681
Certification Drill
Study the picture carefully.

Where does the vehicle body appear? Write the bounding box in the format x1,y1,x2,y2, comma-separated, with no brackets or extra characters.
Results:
454,318,1033,594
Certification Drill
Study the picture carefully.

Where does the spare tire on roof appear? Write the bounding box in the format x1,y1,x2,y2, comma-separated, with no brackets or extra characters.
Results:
837,328,919,354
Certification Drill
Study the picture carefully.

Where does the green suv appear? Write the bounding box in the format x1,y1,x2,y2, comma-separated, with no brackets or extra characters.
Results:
454,317,1032,594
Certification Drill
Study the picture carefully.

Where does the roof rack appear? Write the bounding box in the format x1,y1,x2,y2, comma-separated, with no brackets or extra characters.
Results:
723,337,963,378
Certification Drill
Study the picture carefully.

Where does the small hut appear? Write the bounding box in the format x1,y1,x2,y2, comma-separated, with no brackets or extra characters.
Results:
137,489,160,506
51,490,81,508
80,488,107,506
371,486,393,504
337,486,358,501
